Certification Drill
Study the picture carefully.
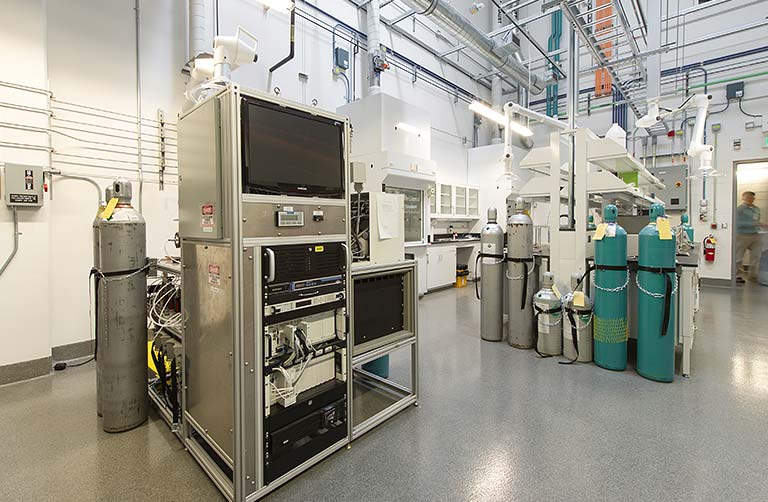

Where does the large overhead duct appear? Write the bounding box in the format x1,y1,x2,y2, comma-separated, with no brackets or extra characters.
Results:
401,0,553,94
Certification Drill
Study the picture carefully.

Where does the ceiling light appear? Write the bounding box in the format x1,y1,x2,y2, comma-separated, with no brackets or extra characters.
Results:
394,122,424,137
469,101,533,137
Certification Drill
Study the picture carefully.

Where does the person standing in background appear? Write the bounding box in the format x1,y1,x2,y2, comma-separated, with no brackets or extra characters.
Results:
735,191,765,283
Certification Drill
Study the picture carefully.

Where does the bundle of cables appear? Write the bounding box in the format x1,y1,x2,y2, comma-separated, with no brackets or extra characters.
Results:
269,328,316,403
148,276,183,332
150,334,180,424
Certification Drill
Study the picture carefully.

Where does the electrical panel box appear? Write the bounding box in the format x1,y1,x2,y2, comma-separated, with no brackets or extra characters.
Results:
726,82,744,100
649,166,687,210
334,47,349,70
3,163,44,208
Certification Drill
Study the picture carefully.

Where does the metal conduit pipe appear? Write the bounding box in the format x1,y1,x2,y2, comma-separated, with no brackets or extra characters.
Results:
188,0,208,59
367,0,382,93
399,0,553,94
0,207,19,278
491,76,503,143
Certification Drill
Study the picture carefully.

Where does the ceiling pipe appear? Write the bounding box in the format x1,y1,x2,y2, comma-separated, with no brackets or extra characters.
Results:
400,0,554,94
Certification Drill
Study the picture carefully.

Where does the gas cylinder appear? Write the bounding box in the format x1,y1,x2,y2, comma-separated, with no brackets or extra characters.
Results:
478,207,505,342
97,178,148,431
680,213,694,242
93,187,110,418
587,214,597,231
593,204,629,371
533,272,562,356
506,197,535,348
563,272,593,363
637,203,677,382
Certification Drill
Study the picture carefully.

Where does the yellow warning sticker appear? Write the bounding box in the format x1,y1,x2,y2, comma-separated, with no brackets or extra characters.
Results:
100,197,119,220
593,223,607,240
552,285,561,299
657,217,673,240
314,245,324,253
573,291,585,307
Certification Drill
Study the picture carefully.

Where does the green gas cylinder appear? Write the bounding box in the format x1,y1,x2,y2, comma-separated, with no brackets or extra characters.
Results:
680,213,694,242
593,205,629,371
588,215,597,231
637,204,677,382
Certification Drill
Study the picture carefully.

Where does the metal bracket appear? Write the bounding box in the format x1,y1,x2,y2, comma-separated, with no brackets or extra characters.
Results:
412,65,418,84
157,108,166,191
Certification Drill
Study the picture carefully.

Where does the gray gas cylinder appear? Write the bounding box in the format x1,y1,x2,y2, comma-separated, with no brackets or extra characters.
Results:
506,197,535,348
562,272,593,363
97,178,148,432
479,207,505,342
534,271,562,356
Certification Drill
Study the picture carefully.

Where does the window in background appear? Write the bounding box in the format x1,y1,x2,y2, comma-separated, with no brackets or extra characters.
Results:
385,186,424,243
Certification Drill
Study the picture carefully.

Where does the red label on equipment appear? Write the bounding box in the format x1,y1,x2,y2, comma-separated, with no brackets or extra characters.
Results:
208,264,220,275
202,204,215,216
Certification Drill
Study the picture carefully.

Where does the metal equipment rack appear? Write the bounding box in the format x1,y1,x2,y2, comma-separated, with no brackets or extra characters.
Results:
350,260,419,439
176,84,352,502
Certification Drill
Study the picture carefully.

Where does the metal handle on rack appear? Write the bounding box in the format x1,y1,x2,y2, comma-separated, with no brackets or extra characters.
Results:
265,248,275,283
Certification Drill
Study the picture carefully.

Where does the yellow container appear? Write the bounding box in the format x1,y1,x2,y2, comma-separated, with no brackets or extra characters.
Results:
455,275,467,288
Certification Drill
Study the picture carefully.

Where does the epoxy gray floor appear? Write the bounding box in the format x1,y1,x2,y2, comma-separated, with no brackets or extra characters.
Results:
1,284,767,501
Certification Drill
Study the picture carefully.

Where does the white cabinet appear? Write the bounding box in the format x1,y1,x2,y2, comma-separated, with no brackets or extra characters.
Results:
406,246,429,296
432,182,479,219
468,187,479,217
454,185,467,216
439,183,453,215
427,245,457,290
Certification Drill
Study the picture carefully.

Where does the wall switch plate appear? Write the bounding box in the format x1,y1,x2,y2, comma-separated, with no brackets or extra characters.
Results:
733,138,742,150
721,223,728,229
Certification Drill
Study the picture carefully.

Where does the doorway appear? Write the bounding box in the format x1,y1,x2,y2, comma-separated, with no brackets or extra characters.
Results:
733,160,768,286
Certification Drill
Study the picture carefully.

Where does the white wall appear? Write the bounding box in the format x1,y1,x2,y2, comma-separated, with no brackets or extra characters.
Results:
0,0,493,369
0,0,51,366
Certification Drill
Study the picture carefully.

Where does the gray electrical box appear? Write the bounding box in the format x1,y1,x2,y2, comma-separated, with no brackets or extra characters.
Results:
334,47,349,70
3,163,45,207
649,166,687,210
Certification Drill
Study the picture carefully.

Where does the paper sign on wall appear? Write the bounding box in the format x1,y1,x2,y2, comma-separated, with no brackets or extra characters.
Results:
377,193,400,240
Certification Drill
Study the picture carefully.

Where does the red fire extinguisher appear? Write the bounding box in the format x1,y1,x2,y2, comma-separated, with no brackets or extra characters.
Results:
703,235,716,262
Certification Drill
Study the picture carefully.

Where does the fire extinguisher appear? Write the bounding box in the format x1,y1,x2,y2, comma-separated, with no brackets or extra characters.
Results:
703,235,716,262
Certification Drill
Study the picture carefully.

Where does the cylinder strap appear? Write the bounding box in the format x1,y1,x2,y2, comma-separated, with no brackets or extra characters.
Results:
507,257,533,310
559,305,593,365
637,265,677,337
533,303,561,358
474,252,506,300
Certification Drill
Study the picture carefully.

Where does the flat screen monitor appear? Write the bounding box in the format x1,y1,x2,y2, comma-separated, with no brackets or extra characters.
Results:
241,97,345,198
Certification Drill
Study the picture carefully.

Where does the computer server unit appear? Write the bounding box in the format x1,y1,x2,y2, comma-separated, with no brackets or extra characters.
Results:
178,84,351,502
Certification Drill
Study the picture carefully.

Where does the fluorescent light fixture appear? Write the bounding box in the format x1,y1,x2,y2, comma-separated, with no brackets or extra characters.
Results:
394,122,424,137
469,101,533,137
251,0,294,11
